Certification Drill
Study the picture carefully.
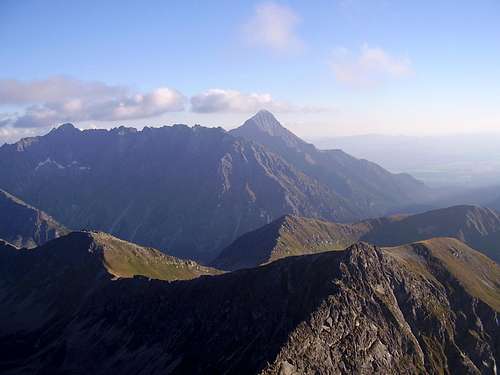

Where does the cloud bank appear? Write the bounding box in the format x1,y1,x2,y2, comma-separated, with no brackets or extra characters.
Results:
190,89,299,113
0,77,126,105
0,78,315,137
330,44,413,87
0,77,185,128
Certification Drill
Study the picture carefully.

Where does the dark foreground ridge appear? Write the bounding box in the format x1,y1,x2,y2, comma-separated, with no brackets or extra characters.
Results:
0,235,498,374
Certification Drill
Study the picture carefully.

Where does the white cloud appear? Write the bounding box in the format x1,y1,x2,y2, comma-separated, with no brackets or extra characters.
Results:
330,44,413,87
243,2,303,53
0,126,44,145
191,89,316,113
0,76,126,105
0,77,185,128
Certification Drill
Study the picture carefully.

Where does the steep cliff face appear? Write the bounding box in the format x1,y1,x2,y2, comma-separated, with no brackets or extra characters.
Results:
0,239,498,374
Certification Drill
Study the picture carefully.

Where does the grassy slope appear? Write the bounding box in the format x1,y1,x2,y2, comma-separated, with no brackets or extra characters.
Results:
92,232,221,281
362,205,500,263
216,205,500,271
213,215,370,270
267,215,369,263
384,237,500,312
0,231,221,283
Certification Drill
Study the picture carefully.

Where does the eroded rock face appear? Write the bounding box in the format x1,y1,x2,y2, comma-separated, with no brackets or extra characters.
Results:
0,242,498,374
263,243,499,375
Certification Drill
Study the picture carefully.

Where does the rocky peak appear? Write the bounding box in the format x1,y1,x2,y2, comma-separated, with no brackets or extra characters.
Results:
246,109,283,134
110,126,138,136
232,110,308,151
236,110,291,138
52,122,80,134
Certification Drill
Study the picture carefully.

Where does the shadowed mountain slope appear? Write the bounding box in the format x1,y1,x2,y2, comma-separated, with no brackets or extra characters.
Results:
0,111,430,262
0,240,498,374
214,205,500,270
0,123,356,262
0,231,218,285
0,189,68,248
231,110,430,217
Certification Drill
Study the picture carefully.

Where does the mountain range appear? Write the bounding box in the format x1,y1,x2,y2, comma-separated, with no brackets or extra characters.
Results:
1,233,498,374
214,204,500,270
1,110,498,374
0,111,429,262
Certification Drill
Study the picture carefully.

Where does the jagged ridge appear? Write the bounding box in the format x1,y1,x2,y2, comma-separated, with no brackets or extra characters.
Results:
0,239,498,374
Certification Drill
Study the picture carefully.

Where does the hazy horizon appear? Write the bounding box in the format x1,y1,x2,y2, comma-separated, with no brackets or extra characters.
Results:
3,110,500,146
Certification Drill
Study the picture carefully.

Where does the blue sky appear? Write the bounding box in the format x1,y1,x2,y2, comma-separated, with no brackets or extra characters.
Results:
0,0,499,142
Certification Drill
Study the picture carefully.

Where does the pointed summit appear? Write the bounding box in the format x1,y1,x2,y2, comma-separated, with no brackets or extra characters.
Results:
250,109,281,126
231,109,307,150
58,123,79,131
49,123,81,136
239,109,286,136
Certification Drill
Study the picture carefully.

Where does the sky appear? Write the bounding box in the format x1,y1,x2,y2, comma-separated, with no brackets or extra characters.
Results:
0,0,499,143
